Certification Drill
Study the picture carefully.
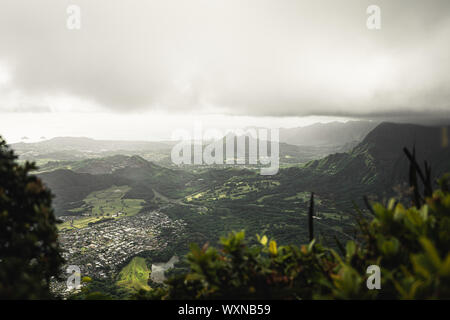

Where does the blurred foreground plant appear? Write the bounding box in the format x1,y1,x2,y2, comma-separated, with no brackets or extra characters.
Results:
0,137,64,299
158,149,450,300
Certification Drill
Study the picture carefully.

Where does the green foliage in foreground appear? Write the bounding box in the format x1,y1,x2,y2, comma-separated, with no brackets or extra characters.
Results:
144,175,450,300
0,137,64,299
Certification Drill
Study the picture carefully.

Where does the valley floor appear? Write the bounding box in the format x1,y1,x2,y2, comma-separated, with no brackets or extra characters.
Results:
51,210,185,296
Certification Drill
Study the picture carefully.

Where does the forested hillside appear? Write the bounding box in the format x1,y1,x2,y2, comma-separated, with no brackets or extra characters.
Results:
282,123,450,205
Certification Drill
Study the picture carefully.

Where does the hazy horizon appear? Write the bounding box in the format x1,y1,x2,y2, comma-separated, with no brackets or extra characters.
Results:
3,114,359,143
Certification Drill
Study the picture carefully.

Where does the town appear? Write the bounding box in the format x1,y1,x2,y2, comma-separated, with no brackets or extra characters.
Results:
51,210,186,295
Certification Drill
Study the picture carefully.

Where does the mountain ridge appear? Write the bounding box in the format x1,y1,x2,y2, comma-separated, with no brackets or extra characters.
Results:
279,120,378,146
285,122,450,202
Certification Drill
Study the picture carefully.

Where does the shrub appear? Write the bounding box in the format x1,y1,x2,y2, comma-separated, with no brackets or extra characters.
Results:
0,137,64,299
160,174,450,300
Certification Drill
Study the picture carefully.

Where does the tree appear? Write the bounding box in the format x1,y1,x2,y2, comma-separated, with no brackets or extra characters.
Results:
0,137,64,299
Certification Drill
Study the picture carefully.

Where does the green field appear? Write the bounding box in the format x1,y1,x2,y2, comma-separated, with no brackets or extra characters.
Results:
282,191,322,204
185,180,280,202
116,257,151,292
257,194,276,203
58,185,144,230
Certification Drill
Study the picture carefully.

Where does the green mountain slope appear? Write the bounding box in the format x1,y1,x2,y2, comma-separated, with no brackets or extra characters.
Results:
281,122,450,204
38,169,129,216
279,120,378,146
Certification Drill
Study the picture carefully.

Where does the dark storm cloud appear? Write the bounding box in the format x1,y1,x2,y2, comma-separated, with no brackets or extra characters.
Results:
0,0,449,118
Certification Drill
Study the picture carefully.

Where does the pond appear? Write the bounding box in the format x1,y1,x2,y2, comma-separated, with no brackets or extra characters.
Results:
150,255,179,284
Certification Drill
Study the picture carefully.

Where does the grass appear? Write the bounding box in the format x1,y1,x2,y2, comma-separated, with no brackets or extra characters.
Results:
185,180,281,203
83,185,143,217
283,192,322,205
257,194,276,203
58,185,144,230
116,257,151,292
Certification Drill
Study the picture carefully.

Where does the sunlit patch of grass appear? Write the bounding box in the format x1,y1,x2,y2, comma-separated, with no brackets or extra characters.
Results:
116,257,151,292
58,185,144,230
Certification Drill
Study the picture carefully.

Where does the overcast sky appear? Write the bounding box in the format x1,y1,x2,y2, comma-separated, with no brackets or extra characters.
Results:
0,0,449,142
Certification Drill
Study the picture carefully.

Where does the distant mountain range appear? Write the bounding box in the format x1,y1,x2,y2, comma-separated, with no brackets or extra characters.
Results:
11,121,379,166
279,120,378,146
12,121,377,152
281,122,450,206
34,122,450,217
11,137,173,153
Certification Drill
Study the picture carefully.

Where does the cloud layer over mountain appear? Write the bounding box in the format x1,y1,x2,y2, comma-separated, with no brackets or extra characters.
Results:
0,0,449,119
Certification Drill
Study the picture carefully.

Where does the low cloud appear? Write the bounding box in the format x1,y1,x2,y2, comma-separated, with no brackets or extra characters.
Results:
0,0,449,119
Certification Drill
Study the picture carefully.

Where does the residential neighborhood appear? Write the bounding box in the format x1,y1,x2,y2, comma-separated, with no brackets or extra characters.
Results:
51,210,186,295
